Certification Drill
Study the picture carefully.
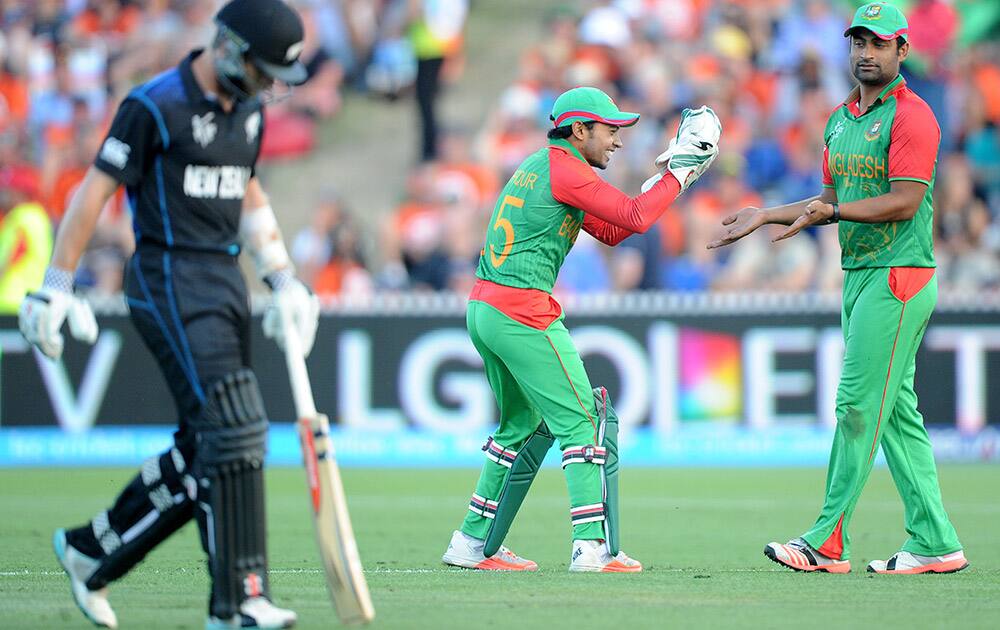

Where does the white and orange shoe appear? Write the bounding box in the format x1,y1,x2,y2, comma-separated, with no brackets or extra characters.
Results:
568,539,642,573
867,550,969,574
441,530,538,571
764,538,851,574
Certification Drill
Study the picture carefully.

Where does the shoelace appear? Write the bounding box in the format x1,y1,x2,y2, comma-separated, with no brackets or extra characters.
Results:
497,546,521,562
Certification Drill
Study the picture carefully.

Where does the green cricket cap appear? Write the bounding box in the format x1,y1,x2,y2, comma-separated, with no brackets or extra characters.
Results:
844,2,908,41
550,87,639,128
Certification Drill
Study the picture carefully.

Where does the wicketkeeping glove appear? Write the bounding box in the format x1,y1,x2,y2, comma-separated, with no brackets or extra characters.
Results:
19,267,99,360
642,106,722,194
262,269,320,357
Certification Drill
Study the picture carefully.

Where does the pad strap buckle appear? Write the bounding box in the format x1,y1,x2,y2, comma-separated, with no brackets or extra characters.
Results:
482,437,518,469
570,502,606,525
468,493,499,520
561,445,607,468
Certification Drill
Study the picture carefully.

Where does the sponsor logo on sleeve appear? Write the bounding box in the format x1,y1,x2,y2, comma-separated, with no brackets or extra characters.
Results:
99,137,131,169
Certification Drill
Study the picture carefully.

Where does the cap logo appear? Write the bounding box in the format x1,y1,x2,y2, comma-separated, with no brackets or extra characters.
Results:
863,4,882,19
285,41,304,62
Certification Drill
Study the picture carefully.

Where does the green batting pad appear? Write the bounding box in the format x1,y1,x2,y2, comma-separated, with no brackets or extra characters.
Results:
483,422,555,558
598,387,621,556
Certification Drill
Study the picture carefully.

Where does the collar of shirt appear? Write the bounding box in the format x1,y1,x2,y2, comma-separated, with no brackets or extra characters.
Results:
843,73,906,116
548,137,587,164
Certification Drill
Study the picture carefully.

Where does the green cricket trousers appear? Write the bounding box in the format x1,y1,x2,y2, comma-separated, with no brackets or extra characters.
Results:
460,299,606,541
801,266,962,560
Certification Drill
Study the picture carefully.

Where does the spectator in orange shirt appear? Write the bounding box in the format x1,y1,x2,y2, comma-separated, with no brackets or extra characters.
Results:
71,0,141,48
0,66,29,127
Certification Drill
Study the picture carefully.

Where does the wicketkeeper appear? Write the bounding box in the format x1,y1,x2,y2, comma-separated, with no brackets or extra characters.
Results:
18,1,319,627
443,87,721,572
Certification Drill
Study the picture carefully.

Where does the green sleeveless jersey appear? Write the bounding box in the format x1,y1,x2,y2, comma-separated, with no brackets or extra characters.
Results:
476,139,585,292
823,75,939,269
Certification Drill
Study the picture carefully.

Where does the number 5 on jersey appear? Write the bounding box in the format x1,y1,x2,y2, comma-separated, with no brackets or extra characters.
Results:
489,194,522,268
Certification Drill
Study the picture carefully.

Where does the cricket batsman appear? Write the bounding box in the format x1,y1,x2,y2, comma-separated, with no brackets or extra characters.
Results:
442,87,721,572
18,1,319,627
708,2,967,574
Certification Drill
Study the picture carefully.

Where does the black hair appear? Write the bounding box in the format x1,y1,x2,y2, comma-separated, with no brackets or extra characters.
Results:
547,120,596,139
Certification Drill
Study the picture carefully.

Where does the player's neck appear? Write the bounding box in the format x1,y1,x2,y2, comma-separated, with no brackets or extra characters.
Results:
857,73,898,114
191,50,236,113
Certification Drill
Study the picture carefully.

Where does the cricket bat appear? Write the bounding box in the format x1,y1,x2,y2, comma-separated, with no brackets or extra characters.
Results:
281,317,375,625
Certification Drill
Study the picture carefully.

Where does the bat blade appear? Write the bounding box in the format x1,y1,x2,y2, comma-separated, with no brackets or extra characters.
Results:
298,413,375,625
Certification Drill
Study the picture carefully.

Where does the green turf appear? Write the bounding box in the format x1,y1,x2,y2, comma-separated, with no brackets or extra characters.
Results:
1,465,998,629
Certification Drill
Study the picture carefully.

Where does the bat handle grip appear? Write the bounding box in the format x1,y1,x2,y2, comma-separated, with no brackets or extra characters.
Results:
281,303,318,419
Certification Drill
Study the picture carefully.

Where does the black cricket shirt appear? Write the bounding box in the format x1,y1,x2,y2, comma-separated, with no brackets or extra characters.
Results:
94,49,265,254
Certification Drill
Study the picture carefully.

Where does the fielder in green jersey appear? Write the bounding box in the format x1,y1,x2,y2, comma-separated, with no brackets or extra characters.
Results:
442,87,721,572
709,2,967,575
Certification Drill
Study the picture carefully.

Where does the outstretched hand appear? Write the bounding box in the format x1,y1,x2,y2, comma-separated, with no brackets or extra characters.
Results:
772,200,834,242
707,207,766,249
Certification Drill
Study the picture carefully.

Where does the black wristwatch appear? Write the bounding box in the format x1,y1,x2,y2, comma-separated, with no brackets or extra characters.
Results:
827,203,840,224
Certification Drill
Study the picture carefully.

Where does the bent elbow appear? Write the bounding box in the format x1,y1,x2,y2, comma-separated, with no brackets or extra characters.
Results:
621,207,654,234
897,203,920,221
633,218,654,234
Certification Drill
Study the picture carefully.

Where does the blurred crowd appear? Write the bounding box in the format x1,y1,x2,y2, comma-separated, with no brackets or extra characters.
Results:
365,0,1000,296
1,1,999,308
0,0,355,309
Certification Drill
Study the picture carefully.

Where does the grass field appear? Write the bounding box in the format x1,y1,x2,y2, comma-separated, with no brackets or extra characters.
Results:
2,465,998,629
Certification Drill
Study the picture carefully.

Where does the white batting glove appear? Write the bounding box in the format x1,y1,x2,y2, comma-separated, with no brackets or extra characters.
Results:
262,269,320,358
19,267,99,360
653,106,722,194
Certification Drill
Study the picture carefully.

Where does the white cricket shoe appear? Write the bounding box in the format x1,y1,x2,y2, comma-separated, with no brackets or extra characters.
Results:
867,550,969,574
53,528,118,629
568,539,642,573
206,597,297,629
764,538,851,573
441,530,538,571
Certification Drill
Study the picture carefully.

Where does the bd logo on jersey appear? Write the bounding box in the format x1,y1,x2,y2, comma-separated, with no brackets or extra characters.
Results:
864,119,882,141
192,112,217,148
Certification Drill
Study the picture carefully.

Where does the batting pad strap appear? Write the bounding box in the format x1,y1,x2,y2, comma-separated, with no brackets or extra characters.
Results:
468,493,499,519
570,503,606,525
92,510,123,555
482,437,517,469
561,445,607,468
